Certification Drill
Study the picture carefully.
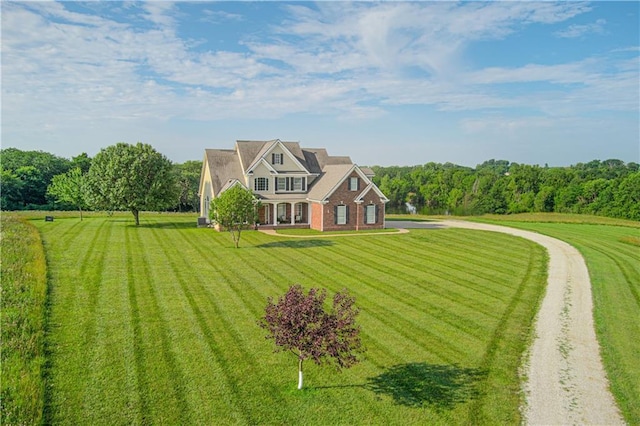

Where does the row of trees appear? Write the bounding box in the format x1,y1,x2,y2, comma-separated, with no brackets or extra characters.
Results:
3,146,638,222
1,146,202,218
373,159,640,221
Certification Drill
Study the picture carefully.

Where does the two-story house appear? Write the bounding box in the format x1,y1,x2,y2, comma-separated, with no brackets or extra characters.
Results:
198,139,389,231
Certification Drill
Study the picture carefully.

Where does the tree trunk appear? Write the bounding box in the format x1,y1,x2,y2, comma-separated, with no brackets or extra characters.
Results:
132,209,140,226
298,358,303,390
230,227,241,248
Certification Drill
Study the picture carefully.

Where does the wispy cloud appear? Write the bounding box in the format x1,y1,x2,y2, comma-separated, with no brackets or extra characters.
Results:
555,18,606,38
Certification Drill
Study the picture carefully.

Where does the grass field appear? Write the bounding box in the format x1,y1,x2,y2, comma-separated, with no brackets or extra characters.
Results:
1,214,47,425
470,213,640,424
27,212,547,425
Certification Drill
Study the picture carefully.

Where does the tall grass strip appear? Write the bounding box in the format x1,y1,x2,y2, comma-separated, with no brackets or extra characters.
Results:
1,214,47,425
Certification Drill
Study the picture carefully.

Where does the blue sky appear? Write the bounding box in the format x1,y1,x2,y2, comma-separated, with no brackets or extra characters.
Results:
2,1,638,167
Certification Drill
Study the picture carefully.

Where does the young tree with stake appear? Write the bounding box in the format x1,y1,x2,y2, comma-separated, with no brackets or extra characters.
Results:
209,184,260,248
259,285,363,390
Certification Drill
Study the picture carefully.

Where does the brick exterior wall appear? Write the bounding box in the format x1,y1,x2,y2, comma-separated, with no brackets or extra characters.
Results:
311,203,324,231
320,171,385,232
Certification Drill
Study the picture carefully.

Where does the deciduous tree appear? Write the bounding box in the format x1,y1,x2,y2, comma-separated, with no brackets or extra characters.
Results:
173,160,202,212
0,148,70,208
259,285,363,390
209,184,259,248
47,168,89,220
87,143,178,225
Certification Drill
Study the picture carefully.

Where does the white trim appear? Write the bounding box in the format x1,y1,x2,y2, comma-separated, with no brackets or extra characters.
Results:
306,197,329,204
245,140,310,175
219,179,249,194
355,182,389,203
322,165,372,202
250,158,278,174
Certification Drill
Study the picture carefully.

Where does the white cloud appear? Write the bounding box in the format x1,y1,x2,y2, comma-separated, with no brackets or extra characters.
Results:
555,18,606,38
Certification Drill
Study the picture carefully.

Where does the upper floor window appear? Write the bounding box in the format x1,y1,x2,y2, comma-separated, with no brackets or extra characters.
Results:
276,176,306,192
254,177,269,191
349,177,359,191
272,153,284,165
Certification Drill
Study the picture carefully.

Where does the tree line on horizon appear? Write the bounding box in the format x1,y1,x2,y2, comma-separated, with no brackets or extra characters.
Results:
1,147,201,216
1,147,639,221
371,159,640,221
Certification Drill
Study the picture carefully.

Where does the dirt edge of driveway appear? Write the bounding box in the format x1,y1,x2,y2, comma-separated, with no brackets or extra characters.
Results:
438,220,624,425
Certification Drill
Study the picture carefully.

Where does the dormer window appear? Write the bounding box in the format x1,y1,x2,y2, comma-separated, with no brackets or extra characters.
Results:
272,153,284,165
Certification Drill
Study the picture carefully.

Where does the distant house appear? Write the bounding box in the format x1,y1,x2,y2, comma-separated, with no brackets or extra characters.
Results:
198,140,389,231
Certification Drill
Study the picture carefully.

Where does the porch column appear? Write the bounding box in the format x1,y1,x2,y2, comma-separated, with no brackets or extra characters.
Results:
273,203,278,226
290,202,296,225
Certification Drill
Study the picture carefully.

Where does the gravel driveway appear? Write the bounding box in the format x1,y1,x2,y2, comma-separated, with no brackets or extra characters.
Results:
388,220,624,424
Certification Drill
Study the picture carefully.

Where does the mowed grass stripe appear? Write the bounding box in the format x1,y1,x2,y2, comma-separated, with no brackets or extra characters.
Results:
338,238,506,318
42,219,129,423
260,238,473,364
126,225,192,424
360,230,523,290
146,227,256,423
148,223,298,423
42,219,113,422
468,241,546,424
336,234,506,333
124,227,149,423
138,225,251,423
80,222,137,424
317,239,488,361
347,233,514,315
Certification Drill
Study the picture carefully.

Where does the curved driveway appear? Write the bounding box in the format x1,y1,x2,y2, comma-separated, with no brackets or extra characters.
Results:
388,220,623,424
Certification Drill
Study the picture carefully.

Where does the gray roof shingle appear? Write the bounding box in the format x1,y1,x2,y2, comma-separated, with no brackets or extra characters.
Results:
205,140,369,202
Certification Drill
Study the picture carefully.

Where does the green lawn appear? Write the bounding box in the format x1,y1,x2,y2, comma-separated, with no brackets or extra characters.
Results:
470,214,640,424
30,213,547,425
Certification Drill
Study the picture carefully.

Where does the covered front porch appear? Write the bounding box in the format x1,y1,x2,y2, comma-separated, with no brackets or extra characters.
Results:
257,201,310,229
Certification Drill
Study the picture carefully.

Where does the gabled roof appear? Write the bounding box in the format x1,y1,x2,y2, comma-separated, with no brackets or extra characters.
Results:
355,182,389,203
302,148,352,173
201,149,243,196
360,167,375,178
241,139,311,175
236,140,269,173
307,164,369,202
219,178,248,194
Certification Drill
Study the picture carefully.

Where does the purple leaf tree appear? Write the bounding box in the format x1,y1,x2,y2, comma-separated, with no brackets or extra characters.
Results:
259,285,364,390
